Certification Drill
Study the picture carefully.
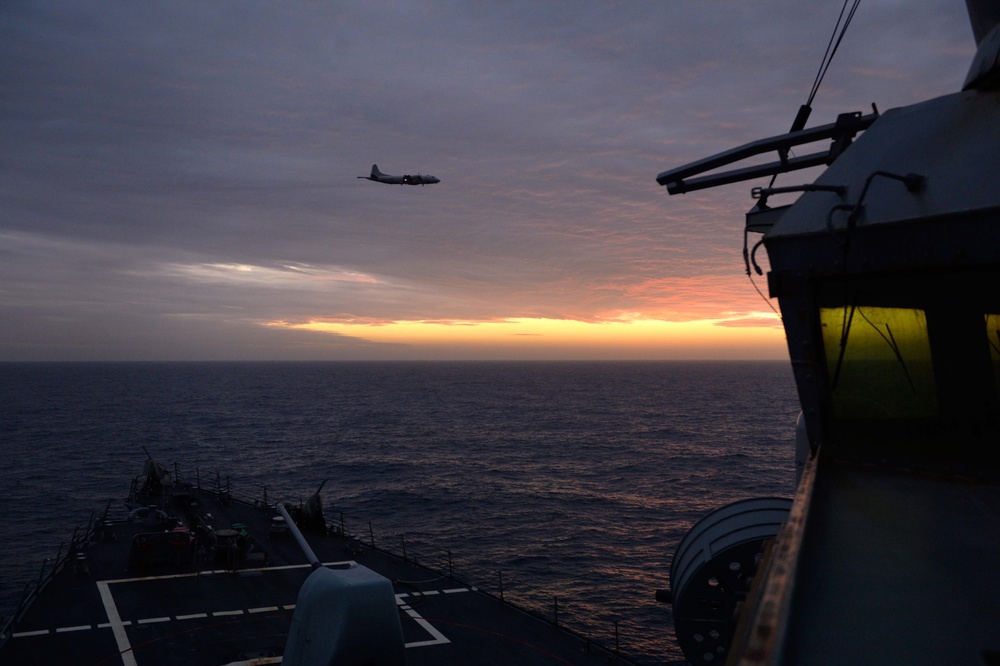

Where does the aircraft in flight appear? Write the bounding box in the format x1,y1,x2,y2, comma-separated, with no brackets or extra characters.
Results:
358,164,440,186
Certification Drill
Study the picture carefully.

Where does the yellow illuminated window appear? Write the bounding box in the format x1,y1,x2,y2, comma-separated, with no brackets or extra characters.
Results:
820,306,938,419
987,313,1000,398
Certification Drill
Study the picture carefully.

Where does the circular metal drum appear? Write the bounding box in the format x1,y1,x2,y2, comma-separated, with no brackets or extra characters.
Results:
670,497,792,663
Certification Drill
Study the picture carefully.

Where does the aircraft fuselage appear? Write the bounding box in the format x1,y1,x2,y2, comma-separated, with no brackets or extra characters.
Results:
358,164,440,185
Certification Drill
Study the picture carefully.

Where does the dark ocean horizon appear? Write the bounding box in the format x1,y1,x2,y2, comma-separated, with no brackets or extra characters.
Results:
0,360,800,664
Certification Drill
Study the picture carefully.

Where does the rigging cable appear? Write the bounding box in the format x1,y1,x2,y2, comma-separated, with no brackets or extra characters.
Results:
752,0,862,317
808,0,863,109
743,227,781,318
768,0,863,188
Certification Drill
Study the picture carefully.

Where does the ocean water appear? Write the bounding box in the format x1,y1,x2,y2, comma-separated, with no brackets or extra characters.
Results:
0,361,799,664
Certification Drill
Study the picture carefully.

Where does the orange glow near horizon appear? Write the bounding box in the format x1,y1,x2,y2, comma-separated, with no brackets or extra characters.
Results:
267,316,789,359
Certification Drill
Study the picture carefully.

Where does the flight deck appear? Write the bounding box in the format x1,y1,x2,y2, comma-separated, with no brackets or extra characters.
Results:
1,472,632,666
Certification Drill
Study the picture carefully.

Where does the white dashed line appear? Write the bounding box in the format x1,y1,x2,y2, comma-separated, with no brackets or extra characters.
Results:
393,590,458,648
137,617,171,624
97,621,132,628
13,576,467,654
249,606,280,614
97,580,137,666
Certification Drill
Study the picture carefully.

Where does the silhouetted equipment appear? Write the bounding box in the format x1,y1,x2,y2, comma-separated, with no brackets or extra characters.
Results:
665,498,792,663
655,109,877,195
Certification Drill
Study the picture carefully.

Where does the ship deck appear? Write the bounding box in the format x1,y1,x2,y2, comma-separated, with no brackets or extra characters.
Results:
783,459,1000,664
0,481,633,666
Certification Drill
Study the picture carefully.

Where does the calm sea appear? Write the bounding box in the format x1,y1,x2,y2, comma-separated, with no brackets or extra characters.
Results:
0,361,799,665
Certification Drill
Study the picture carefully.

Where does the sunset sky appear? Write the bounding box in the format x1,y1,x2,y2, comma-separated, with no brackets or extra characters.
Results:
1,1,977,361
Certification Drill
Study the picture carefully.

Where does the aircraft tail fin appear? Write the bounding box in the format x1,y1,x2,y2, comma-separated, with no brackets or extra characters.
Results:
370,164,382,178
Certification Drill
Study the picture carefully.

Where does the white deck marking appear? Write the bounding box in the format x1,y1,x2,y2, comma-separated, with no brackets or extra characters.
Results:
406,616,451,648
14,568,464,654
248,606,280,614
395,593,452,648
175,613,208,620
398,587,469,599
137,617,170,624
82,562,313,665
97,580,137,666
103,560,354,585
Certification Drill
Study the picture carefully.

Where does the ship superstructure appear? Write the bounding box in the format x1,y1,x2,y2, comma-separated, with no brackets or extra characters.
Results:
658,3,1000,664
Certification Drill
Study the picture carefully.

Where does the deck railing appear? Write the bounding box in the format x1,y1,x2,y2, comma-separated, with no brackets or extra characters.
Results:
0,501,111,649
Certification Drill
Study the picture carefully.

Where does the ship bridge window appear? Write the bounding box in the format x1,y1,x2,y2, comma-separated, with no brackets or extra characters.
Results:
820,306,938,419
815,270,1000,465
987,313,1000,397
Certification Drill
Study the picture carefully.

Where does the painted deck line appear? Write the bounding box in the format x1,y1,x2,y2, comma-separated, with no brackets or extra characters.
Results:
175,613,209,620
97,560,354,586
406,616,451,648
397,587,469,601
15,608,284,640
248,606,280,614
11,629,49,638
12,586,467,644
97,580,137,666
13,591,463,655
137,617,171,624
395,594,451,648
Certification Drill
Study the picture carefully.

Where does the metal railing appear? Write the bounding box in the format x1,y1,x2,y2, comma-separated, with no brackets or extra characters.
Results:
323,506,632,663
176,464,638,661
0,501,112,649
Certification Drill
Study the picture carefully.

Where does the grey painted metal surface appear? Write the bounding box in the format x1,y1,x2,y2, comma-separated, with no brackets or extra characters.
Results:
669,497,792,663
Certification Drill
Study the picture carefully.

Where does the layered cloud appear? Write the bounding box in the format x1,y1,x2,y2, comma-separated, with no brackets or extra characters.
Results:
0,1,976,360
